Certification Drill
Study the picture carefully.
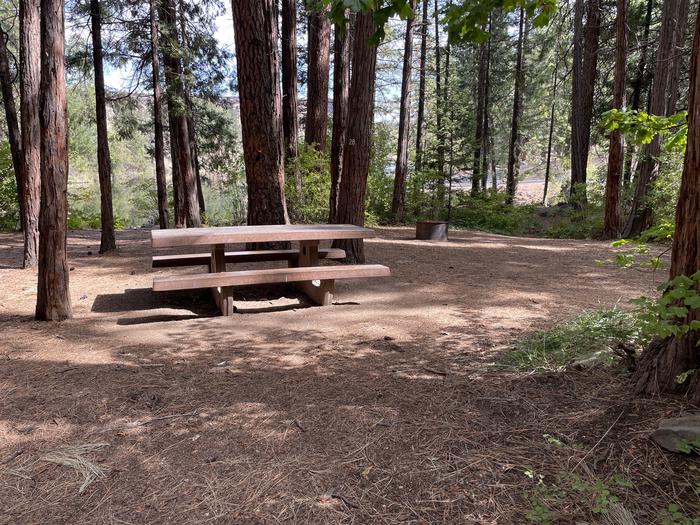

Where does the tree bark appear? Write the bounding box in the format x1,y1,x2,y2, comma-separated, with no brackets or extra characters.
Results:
231,0,288,227
150,0,169,229
329,17,350,223
305,1,331,150
36,0,72,321
623,0,681,237
19,0,41,268
570,0,600,204
472,38,487,195
391,1,415,223
633,7,700,403
414,0,428,173
434,0,445,211
90,0,116,253
666,0,689,115
543,59,559,205
332,12,377,263
0,29,24,232
602,0,627,240
481,19,492,192
159,0,200,228
506,7,526,204
282,0,299,166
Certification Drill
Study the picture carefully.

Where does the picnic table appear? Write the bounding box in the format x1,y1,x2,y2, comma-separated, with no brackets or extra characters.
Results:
150,224,391,316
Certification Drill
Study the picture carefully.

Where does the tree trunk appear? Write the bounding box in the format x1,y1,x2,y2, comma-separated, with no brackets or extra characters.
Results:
623,0,682,237
472,38,487,195
19,0,41,268
602,0,627,240
90,0,116,253
481,19,492,192
231,0,288,227
543,59,559,204
391,0,415,224
332,12,377,263
159,0,200,228
36,0,72,321
633,6,700,404
282,0,299,166
305,1,331,150
570,0,600,204
434,0,445,211
329,18,350,223
414,0,428,173
623,0,653,185
150,0,168,229
666,0,689,115
506,7,525,204
0,29,24,231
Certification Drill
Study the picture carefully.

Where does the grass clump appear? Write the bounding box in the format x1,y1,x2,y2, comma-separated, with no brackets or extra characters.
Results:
501,308,648,373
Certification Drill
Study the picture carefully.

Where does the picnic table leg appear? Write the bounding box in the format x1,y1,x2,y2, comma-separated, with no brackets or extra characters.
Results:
294,240,334,306
210,243,235,316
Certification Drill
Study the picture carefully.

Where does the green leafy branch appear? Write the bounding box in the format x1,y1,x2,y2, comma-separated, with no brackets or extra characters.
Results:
599,109,688,153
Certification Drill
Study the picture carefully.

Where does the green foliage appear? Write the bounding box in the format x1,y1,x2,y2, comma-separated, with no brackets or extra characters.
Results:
0,142,19,231
600,109,688,153
285,145,331,224
660,503,700,525
501,308,648,372
450,191,537,234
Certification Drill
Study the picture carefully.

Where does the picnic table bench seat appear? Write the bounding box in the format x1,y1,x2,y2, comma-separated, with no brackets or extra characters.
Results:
152,247,346,268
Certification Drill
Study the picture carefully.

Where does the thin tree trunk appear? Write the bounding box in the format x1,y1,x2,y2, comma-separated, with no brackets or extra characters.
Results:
481,19,492,192
666,0,689,114
506,7,525,204
231,0,289,228
632,6,700,403
329,18,350,223
36,0,72,321
543,68,558,205
472,37,487,195
0,29,24,231
602,0,627,239
332,12,377,263
281,0,299,169
391,1,415,223
90,0,116,253
305,1,331,150
149,0,169,229
414,0,428,173
623,0,680,237
434,0,445,212
19,0,41,268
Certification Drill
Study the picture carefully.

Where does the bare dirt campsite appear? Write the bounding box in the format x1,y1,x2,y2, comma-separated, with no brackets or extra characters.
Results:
1,228,697,523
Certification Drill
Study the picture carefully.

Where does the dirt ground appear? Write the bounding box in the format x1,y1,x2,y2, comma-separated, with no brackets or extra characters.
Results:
1,227,698,524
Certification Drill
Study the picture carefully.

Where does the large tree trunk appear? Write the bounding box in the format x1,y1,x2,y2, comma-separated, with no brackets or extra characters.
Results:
0,29,24,231
414,0,428,173
231,0,288,227
623,0,682,237
19,0,41,268
332,12,377,263
623,0,654,185
329,18,350,223
305,1,331,150
391,1,415,224
90,0,116,253
472,37,488,195
570,0,600,204
506,7,526,204
36,0,72,321
602,0,627,240
633,8,700,404
666,0,689,115
150,0,169,229
282,0,299,166
159,0,200,228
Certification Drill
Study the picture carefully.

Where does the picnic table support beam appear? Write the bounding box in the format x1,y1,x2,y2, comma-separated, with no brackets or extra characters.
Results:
293,240,335,306
210,243,235,316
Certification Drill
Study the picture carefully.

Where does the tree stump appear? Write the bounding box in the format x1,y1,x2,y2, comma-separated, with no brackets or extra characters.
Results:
416,220,448,241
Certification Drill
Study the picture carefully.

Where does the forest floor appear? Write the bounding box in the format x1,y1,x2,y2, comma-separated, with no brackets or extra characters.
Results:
0,227,698,524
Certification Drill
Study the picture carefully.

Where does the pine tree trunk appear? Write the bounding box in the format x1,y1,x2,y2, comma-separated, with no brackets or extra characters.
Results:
149,0,169,229
0,30,24,232
543,60,558,205
305,1,331,150
481,19,492,192
281,0,299,166
666,0,689,115
602,0,627,240
231,0,289,227
329,18,350,223
624,0,681,237
332,12,377,263
391,1,415,224
633,6,700,404
36,0,72,321
434,0,445,212
472,38,487,195
90,0,116,253
19,0,41,268
414,0,428,173
506,7,525,204
570,0,600,204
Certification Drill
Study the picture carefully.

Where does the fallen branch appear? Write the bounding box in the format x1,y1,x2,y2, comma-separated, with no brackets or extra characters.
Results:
573,409,625,471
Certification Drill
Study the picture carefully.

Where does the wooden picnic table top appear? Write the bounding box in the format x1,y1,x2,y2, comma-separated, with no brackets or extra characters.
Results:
151,224,376,249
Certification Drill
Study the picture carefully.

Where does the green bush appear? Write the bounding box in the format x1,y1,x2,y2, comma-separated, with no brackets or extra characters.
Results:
0,142,19,231
285,144,331,224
